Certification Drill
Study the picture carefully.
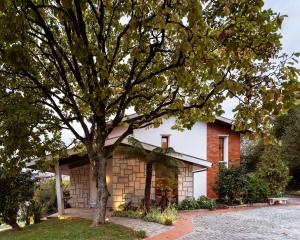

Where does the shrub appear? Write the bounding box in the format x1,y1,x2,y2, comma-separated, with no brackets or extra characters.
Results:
215,163,249,205
256,144,290,196
143,208,161,223
113,204,177,225
177,196,216,210
144,205,177,225
112,209,144,219
0,169,36,229
34,179,56,215
135,230,147,239
215,146,289,205
118,201,138,211
197,196,216,210
34,178,70,215
19,200,43,225
244,174,269,203
177,197,199,210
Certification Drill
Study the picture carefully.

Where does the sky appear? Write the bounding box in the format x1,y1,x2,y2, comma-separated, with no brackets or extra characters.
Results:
62,0,300,143
264,0,300,58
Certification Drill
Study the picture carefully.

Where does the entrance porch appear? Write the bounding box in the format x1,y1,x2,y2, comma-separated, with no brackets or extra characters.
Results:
53,152,209,215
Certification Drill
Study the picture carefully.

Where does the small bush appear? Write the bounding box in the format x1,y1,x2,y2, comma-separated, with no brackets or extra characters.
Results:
113,204,177,225
215,164,248,205
135,230,147,239
19,200,43,225
143,208,161,223
177,197,198,210
164,218,173,225
197,196,216,210
118,201,138,211
112,209,144,219
34,178,70,215
244,174,269,203
177,196,216,210
144,205,177,225
33,179,57,215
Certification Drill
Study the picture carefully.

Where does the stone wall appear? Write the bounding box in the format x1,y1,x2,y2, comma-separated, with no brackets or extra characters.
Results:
69,164,90,208
112,156,156,209
178,163,194,202
68,157,199,209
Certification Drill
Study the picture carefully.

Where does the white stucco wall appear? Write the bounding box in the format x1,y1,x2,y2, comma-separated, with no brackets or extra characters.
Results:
133,117,207,160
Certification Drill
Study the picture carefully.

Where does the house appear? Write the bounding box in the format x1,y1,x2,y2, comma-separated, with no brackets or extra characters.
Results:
36,115,241,215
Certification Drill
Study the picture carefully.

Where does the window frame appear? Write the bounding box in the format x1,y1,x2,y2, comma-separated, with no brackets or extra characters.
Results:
161,135,170,149
218,135,229,167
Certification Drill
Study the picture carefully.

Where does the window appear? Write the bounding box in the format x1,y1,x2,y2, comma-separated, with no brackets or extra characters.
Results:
219,137,225,162
219,136,229,166
161,135,169,149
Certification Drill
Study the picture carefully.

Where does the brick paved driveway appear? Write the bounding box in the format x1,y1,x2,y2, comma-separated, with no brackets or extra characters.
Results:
179,205,300,240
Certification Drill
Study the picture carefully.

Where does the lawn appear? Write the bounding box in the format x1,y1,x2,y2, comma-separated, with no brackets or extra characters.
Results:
0,218,141,240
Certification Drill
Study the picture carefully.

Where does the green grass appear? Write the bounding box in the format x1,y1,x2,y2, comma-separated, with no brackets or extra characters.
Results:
0,218,140,240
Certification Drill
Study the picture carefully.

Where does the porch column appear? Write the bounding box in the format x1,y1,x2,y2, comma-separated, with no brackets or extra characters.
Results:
54,163,65,215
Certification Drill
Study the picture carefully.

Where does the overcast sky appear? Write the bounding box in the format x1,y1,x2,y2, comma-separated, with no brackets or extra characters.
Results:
62,1,300,143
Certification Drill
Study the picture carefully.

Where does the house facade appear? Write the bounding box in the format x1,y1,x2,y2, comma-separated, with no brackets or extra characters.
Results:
52,116,241,212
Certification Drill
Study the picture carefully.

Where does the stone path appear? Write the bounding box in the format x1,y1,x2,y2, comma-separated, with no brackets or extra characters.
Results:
111,217,172,237
179,205,300,240
147,201,300,240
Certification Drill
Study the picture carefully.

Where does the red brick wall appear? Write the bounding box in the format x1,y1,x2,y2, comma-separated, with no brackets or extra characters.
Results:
207,121,241,198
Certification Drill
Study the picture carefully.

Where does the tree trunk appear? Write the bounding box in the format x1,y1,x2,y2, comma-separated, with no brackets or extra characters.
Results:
25,217,30,225
7,216,21,230
92,150,110,226
144,162,153,213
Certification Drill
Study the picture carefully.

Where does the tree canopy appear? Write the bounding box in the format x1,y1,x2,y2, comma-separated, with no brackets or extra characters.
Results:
0,169,36,229
274,104,300,188
0,0,299,224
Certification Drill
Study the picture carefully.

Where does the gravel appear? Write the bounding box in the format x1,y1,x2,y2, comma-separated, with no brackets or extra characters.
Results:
179,206,300,240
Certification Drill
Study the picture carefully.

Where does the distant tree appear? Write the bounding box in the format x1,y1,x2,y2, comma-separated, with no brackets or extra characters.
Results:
115,137,180,212
0,0,298,225
241,140,265,172
273,105,300,188
0,169,36,230
256,144,290,196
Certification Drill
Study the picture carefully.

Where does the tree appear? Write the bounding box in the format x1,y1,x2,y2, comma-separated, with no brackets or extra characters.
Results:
115,137,180,212
241,140,265,172
0,169,36,230
0,83,65,175
256,144,290,196
273,105,300,188
0,0,299,225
